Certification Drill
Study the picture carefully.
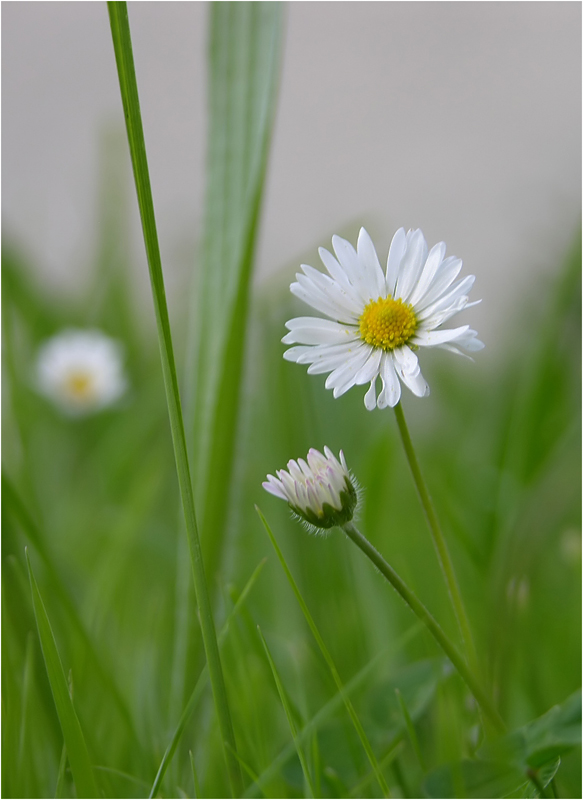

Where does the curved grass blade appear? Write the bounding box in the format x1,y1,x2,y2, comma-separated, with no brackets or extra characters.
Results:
256,506,391,798
26,549,99,799
107,3,241,794
242,624,423,798
149,559,266,798
3,472,138,744
257,626,316,798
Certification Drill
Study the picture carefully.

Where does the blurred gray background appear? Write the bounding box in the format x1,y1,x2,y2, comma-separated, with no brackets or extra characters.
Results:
2,2,581,349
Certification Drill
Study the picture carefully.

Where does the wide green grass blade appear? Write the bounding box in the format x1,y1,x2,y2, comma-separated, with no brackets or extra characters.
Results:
256,506,391,797
188,2,283,585
107,4,241,794
26,549,99,799
257,626,317,798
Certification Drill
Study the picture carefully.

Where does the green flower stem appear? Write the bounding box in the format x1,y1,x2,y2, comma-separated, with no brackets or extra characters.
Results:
393,401,479,674
341,521,505,734
107,5,241,796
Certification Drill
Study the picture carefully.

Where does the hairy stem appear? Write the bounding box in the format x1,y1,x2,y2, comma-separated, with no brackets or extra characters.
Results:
393,401,479,674
342,521,505,734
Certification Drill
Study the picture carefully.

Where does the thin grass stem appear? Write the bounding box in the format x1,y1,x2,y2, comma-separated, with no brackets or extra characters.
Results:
341,521,505,734
393,401,479,674
149,560,266,798
107,4,241,795
257,626,317,798
256,507,392,798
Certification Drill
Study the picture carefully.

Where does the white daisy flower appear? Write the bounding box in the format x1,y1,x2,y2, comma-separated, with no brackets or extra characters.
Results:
35,329,127,416
263,446,358,529
283,227,484,409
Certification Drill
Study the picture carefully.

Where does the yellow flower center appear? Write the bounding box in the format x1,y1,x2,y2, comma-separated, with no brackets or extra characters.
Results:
359,296,417,350
64,371,95,400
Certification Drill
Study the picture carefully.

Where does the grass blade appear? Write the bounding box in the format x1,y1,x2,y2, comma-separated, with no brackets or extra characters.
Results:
396,687,426,772
107,3,241,794
256,506,391,797
188,2,283,585
257,626,317,798
243,627,425,798
3,472,138,743
149,559,266,798
189,751,201,799
26,549,99,799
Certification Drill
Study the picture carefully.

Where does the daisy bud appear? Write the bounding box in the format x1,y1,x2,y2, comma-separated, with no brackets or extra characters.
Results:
263,447,358,530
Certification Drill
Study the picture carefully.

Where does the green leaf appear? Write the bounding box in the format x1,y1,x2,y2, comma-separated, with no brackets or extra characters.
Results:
26,550,100,799
480,689,581,769
188,2,283,585
424,759,526,799
425,691,581,798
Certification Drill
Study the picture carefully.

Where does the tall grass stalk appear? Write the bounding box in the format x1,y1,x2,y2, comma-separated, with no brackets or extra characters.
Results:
107,4,242,794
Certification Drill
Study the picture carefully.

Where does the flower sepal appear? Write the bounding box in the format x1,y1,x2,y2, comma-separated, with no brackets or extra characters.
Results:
288,479,358,530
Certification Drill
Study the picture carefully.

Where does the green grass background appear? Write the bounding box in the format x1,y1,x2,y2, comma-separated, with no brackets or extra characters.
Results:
2,3,581,798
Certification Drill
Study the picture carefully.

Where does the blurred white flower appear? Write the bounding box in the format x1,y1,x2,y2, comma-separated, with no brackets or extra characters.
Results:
263,446,358,530
35,329,127,416
283,227,484,409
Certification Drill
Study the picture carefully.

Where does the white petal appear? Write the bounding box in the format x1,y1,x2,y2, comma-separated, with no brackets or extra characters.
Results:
300,264,363,315
278,470,297,498
417,274,476,321
435,343,475,359
290,281,350,322
412,325,470,347
354,347,382,385
400,364,430,398
392,345,420,376
318,247,359,297
332,235,371,303
296,270,362,320
407,241,446,307
297,458,313,479
364,379,378,411
283,345,318,362
419,296,469,329
282,317,358,345
386,228,407,295
394,229,428,303
357,228,386,298
306,343,367,374
378,353,401,408
413,257,463,311
262,476,287,500
297,343,369,369
288,460,306,483
325,346,371,393
455,329,485,351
